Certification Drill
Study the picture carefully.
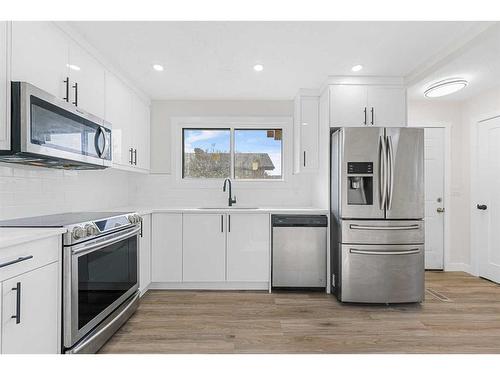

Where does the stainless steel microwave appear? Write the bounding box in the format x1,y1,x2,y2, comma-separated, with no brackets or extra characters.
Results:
0,82,112,169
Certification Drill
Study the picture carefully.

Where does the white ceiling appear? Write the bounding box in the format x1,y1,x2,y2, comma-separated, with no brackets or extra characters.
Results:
408,23,500,102
70,21,488,100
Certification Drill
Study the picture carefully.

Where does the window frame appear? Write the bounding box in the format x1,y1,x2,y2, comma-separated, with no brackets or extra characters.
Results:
172,117,291,186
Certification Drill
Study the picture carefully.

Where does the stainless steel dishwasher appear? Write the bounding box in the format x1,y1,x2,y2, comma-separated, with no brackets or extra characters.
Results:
272,215,328,289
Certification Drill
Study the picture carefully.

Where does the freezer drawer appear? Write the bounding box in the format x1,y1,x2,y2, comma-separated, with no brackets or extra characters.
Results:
341,220,424,244
340,244,424,303
272,226,327,288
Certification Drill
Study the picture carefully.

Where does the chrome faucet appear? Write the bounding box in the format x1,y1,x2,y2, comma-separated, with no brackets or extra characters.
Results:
223,178,237,207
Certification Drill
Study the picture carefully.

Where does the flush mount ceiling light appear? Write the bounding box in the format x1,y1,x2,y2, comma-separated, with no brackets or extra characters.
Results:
153,64,164,72
424,78,468,98
67,64,81,71
351,64,363,72
253,64,264,72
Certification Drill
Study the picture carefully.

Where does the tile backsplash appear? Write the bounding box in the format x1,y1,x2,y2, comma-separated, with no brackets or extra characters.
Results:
0,164,133,220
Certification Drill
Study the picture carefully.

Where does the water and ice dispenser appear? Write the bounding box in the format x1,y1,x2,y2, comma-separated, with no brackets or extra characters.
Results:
347,162,373,205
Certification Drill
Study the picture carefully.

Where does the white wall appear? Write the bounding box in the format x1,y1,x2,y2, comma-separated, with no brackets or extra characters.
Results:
0,164,133,220
132,100,315,208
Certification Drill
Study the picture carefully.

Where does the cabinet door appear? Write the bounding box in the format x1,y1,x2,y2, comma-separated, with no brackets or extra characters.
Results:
152,213,183,282
367,86,407,127
183,214,226,282
227,214,270,282
131,94,151,171
329,85,368,127
0,21,8,150
300,96,319,170
11,21,69,100
1,262,59,354
68,41,105,118
139,214,152,293
105,72,132,167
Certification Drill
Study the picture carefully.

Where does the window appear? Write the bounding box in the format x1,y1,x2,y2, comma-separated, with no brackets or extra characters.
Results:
182,128,283,180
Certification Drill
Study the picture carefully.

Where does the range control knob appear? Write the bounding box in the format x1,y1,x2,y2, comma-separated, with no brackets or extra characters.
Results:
72,226,86,240
128,215,136,224
84,223,99,236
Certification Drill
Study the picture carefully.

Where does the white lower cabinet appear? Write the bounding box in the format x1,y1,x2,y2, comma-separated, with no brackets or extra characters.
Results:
227,214,270,282
1,262,59,354
151,213,183,282
139,214,152,294
183,214,226,282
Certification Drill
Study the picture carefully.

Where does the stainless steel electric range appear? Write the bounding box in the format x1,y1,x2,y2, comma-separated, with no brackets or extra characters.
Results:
0,211,142,354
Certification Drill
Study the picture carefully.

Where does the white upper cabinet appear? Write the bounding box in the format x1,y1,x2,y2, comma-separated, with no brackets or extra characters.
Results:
293,91,319,174
11,21,69,100
68,41,105,118
183,214,226,282
330,85,368,127
0,21,8,150
366,86,407,127
329,83,407,127
226,214,270,282
131,94,151,171
105,71,132,167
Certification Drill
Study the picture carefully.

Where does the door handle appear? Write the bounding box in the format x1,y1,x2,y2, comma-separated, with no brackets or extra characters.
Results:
11,282,21,324
63,77,69,102
436,207,445,213
133,149,137,165
72,82,78,106
349,224,420,231
0,255,33,269
228,214,231,232
129,148,134,164
477,204,487,210
303,151,306,167
379,135,387,209
363,107,367,125
386,135,394,210
371,107,374,125
350,249,420,256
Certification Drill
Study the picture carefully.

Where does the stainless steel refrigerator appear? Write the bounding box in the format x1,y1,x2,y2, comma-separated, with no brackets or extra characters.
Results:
330,127,424,303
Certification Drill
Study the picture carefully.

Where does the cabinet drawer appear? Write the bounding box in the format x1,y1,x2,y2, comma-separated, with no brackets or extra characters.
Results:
0,236,60,282
341,220,424,244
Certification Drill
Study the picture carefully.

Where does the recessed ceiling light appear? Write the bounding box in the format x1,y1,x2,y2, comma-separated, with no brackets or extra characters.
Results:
67,64,81,71
253,64,264,72
424,78,468,98
351,64,363,72
153,64,164,72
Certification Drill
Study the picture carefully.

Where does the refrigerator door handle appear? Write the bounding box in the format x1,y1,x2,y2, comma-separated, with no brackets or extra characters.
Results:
349,248,420,256
387,135,395,210
379,135,387,210
349,224,420,231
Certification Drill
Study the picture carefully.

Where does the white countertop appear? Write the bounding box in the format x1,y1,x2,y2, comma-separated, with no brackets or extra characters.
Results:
0,228,67,250
108,206,329,216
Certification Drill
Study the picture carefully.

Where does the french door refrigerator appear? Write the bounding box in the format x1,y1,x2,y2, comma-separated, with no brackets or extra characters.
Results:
330,127,424,303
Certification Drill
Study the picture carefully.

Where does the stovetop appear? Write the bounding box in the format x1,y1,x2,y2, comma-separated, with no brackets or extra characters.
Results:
0,212,130,228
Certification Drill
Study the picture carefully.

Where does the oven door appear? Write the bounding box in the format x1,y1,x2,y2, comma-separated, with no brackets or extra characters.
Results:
63,226,140,348
15,82,112,167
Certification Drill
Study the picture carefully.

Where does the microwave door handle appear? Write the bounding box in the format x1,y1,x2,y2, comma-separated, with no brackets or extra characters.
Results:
379,135,387,209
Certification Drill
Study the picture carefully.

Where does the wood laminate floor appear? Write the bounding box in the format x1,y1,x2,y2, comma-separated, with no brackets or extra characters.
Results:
99,272,500,354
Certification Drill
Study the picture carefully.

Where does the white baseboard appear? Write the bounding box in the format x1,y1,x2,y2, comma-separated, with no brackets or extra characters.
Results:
149,281,270,290
444,262,472,274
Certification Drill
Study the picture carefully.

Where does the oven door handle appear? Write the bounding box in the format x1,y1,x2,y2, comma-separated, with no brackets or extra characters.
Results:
71,226,141,256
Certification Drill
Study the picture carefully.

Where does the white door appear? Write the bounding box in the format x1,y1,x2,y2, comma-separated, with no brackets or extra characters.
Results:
152,213,183,282
477,116,500,283
139,214,151,293
11,22,69,100
367,86,407,127
329,85,367,127
68,41,106,118
424,128,445,269
183,214,226,282
226,214,270,282
2,262,59,354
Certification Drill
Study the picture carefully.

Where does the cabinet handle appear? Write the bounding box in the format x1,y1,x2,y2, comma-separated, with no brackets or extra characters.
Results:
133,149,137,165
129,148,134,165
371,107,374,125
11,282,21,324
221,215,224,233
0,255,33,269
364,107,367,125
303,151,306,167
228,215,231,232
72,82,78,106
140,220,143,237
63,77,69,102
